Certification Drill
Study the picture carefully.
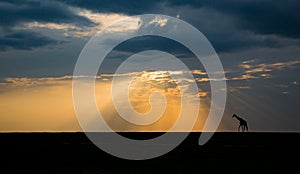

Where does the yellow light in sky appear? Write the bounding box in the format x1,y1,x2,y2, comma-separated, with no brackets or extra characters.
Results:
0,71,211,132
95,70,209,132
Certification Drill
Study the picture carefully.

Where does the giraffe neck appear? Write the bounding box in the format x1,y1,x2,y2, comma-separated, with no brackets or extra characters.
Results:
234,116,243,122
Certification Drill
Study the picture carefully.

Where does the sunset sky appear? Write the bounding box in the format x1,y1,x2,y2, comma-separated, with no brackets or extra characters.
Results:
0,0,300,132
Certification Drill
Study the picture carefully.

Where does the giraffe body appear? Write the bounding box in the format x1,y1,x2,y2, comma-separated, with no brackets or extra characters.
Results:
232,114,248,132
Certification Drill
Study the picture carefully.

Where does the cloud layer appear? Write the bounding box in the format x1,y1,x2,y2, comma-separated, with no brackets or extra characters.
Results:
1,0,300,51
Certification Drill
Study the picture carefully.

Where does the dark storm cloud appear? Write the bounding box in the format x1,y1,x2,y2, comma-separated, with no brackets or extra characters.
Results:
165,0,300,38
0,0,298,54
158,0,300,52
213,1,300,38
99,36,200,74
0,0,93,28
60,0,300,38
212,32,284,53
0,0,298,52
0,0,94,51
59,0,159,15
0,31,61,51
106,36,195,60
59,0,300,53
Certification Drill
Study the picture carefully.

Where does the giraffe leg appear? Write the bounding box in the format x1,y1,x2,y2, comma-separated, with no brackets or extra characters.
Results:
238,125,241,132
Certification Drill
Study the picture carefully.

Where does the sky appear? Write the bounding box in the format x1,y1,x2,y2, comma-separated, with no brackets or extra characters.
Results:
0,0,300,132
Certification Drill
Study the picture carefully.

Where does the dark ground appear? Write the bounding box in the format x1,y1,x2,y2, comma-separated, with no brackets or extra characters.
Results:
0,132,299,173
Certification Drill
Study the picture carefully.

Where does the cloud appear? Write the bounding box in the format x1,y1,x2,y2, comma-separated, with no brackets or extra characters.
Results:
229,60,300,81
103,35,197,63
52,0,299,52
0,1,142,51
230,74,257,81
173,6,294,53
24,11,131,37
166,0,300,38
148,16,168,27
1,0,299,52
0,76,72,89
282,91,289,95
0,0,94,51
102,16,141,34
0,0,93,28
191,70,207,75
60,0,300,52
152,0,300,53
222,1,300,39
25,22,78,31
243,60,300,74
1,58,298,93
59,0,159,15
0,70,206,94
198,91,208,97
0,30,61,51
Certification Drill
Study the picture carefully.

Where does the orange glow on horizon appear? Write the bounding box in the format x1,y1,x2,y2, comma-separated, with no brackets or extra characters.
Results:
0,71,211,132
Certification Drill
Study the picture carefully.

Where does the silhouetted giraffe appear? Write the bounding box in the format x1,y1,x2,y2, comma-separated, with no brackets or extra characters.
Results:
232,114,248,132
